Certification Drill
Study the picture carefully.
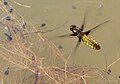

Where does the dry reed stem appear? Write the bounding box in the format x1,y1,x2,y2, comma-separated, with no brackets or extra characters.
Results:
29,23,66,62
13,0,31,8
107,52,120,68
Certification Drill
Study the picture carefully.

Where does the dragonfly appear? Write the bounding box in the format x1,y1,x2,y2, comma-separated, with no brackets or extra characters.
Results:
24,8,110,51
53,9,110,51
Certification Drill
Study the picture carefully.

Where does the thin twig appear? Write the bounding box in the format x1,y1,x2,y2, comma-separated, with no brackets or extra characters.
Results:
13,0,31,8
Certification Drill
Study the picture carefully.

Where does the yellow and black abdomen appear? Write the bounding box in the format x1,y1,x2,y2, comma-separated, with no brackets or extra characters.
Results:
81,35,101,50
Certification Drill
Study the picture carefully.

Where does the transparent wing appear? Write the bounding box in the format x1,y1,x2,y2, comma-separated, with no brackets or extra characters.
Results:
52,33,77,38
24,20,69,35
73,37,81,54
80,8,87,31
84,19,110,36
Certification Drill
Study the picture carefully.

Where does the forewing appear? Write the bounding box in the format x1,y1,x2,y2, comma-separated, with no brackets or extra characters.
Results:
80,8,87,31
84,19,110,36
52,33,77,38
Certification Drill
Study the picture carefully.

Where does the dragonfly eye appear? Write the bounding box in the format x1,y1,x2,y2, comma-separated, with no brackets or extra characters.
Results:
70,25,76,31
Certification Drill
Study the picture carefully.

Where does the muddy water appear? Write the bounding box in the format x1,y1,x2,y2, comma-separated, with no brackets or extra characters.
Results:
14,0,120,81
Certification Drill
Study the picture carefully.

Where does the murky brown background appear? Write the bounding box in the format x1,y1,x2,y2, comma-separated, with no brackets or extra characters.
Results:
13,0,120,81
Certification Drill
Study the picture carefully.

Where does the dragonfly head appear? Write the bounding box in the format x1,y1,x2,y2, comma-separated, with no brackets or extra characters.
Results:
70,25,78,33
